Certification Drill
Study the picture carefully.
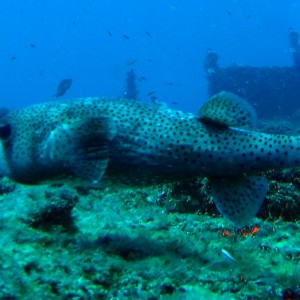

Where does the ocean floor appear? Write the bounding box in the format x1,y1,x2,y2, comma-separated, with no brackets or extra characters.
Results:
0,163,299,300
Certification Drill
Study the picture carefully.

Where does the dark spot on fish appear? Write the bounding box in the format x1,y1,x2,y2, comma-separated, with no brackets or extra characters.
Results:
123,34,130,39
107,30,112,37
54,78,73,98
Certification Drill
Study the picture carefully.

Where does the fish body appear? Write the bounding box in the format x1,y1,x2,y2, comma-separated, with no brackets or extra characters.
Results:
0,92,299,227
54,78,73,98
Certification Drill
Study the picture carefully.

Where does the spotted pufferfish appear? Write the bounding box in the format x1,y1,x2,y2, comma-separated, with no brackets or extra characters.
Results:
0,91,299,227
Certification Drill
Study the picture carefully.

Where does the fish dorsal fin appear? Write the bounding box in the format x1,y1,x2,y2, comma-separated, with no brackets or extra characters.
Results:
199,91,257,128
42,117,116,184
210,176,268,228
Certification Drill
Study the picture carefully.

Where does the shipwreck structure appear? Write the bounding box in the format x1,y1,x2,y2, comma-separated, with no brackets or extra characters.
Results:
204,30,300,120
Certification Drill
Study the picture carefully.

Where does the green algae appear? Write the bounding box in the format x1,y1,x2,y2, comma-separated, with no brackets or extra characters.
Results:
0,172,298,299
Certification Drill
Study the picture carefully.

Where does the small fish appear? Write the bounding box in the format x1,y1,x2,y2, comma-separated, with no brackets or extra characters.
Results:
123,34,130,40
30,43,36,48
167,82,174,86
54,78,73,98
221,249,237,264
145,31,151,37
170,101,178,105
0,107,9,118
107,30,112,37
126,59,138,66
147,91,156,96
139,76,147,81
226,10,232,16
11,56,16,60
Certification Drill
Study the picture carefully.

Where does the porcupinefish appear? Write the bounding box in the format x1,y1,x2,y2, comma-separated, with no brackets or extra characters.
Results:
0,91,299,227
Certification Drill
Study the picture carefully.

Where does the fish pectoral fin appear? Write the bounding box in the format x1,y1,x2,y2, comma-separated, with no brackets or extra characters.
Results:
69,117,117,183
210,175,268,228
43,117,116,183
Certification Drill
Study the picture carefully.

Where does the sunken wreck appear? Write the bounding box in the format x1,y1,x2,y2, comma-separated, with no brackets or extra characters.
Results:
204,29,300,120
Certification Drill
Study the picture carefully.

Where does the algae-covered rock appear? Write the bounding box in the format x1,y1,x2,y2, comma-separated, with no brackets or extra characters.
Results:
0,175,298,299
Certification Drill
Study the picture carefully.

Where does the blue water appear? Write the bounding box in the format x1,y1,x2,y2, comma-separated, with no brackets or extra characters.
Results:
0,0,299,112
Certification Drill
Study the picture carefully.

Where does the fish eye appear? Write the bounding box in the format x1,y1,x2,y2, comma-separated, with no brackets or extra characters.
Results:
0,122,11,141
